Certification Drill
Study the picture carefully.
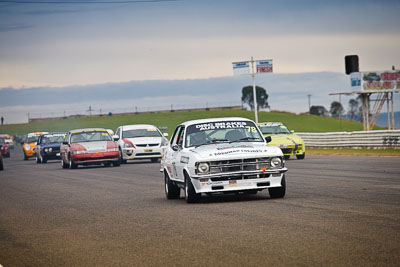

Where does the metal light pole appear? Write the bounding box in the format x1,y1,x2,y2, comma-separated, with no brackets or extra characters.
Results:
250,57,258,123
307,94,311,114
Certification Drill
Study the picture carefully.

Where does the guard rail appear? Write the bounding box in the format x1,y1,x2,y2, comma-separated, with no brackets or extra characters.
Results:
296,130,400,149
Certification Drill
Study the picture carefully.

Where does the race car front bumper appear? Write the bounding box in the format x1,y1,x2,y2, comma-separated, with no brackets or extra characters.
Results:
191,169,287,194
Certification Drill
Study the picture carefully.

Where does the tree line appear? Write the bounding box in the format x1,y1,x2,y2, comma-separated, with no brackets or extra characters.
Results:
241,86,362,121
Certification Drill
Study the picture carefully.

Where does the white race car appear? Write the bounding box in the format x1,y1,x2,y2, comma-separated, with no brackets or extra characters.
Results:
115,124,169,163
161,117,288,203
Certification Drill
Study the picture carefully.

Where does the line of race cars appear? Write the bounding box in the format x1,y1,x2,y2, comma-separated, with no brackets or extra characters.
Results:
1,119,305,203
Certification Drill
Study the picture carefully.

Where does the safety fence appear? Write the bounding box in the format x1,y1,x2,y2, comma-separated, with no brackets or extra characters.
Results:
297,130,400,149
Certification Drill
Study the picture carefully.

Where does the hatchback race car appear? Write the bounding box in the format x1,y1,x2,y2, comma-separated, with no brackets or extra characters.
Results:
161,117,288,203
60,128,120,169
0,137,10,158
258,122,305,160
115,124,169,163
23,132,48,160
36,132,66,163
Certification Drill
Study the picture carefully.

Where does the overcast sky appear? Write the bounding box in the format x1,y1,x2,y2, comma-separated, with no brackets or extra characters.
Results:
1,0,399,88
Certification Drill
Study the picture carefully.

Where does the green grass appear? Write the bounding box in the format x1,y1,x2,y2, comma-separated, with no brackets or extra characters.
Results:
0,109,383,136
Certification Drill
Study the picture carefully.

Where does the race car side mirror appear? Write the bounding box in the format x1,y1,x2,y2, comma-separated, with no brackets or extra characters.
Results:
112,135,119,141
172,144,179,151
62,141,68,145
265,136,272,143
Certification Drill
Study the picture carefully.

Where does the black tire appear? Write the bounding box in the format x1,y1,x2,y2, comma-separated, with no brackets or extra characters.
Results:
268,175,286,199
103,162,111,167
36,155,41,164
42,157,47,163
0,159,3,170
284,155,290,160
69,154,78,169
164,171,180,199
296,153,305,160
5,152,10,158
119,149,127,164
112,161,120,167
61,158,69,169
151,158,159,163
184,172,201,203
23,151,28,160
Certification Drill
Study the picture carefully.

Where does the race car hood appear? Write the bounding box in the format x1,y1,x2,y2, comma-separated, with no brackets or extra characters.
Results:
41,143,61,149
124,137,161,145
265,134,304,147
189,142,283,159
72,141,116,152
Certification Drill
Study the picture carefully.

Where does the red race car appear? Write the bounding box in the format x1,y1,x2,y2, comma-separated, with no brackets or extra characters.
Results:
0,137,10,158
60,128,120,169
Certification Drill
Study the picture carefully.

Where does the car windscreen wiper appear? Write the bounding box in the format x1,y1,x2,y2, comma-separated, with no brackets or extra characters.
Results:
210,138,229,143
230,137,261,143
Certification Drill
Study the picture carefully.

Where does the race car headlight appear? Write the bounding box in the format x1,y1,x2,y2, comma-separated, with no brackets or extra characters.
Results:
73,150,87,155
196,162,210,174
44,148,49,152
24,144,31,150
106,148,118,152
270,157,283,169
124,142,133,148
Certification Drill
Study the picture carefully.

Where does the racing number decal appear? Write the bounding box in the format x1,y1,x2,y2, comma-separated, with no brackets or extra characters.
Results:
245,126,257,133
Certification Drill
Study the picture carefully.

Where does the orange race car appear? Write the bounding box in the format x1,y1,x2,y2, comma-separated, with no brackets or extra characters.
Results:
22,132,48,160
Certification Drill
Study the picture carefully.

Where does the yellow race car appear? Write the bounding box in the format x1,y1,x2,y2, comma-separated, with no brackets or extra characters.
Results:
258,122,305,160
23,132,48,160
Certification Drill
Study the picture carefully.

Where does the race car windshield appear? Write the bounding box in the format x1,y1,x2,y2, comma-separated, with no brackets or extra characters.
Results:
185,121,264,147
71,131,112,143
122,129,161,138
0,138,5,143
42,135,65,144
26,136,39,143
260,125,291,134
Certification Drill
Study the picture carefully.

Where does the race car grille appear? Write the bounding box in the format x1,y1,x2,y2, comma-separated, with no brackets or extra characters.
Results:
209,158,270,174
136,143,159,147
135,152,161,156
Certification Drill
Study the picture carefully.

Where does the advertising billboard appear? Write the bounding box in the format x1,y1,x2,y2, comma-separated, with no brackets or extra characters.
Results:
362,70,400,91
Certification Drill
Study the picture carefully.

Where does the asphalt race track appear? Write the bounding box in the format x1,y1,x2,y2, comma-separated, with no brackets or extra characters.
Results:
1,146,399,266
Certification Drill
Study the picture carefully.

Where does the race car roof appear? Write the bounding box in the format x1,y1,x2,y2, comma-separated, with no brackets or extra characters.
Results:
180,117,255,127
69,128,108,134
258,122,284,127
121,124,159,131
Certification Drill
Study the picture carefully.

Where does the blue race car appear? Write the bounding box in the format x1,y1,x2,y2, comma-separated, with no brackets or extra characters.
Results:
36,132,66,163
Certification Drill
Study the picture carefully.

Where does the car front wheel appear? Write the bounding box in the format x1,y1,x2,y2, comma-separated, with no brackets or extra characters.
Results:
69,154,78,169
119,148,127,164
165,171,180,199
268,175,286,199
184,172,201,203
61,158,69,169
296,153,305,160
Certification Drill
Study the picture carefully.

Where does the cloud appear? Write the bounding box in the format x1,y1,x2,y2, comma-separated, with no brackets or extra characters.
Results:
0,23,34,32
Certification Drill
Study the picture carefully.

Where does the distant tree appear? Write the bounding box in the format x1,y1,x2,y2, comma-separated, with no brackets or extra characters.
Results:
241,86,270,111
348,98,360,121
310,105,329,116
330,101,344,118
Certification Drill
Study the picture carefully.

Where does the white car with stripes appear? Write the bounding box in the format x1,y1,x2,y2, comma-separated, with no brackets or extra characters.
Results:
161,117,288,203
